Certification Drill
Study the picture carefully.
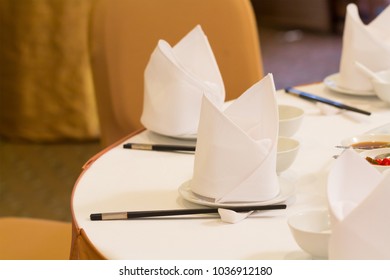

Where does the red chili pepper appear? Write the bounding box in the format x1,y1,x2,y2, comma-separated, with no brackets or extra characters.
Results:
375,158,390,166
381,158,390,166
365,157,390,166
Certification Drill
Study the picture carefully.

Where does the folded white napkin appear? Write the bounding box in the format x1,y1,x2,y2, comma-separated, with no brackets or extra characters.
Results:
141,25,225,137
327,149,390,259
189,74,279,203
338,3,390,92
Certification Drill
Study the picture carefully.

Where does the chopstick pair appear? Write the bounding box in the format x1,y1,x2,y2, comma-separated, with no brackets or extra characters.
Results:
123,143,196,152
284,87,371,116
90,204,287,221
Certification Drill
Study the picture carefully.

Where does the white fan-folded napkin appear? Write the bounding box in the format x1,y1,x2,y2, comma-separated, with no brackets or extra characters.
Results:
338,3,390,92
327,149,390,259
141,25,225,137
189,74,279,203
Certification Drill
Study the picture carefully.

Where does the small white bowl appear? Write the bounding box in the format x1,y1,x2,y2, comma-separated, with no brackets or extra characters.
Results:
279,105,304,137
341,134,390,152
372,70,390,104
359,147,390,173
277,137,300,173
288,209,331,259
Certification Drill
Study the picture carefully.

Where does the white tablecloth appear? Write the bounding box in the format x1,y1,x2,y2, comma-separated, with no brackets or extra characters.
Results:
72,83,390,259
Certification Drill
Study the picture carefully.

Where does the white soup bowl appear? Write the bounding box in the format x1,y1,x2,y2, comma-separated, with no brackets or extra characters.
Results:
288,209,331,259
279,105,304,137
277,137,299,173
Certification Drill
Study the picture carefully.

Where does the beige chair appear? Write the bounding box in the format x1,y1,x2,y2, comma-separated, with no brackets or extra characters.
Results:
90,0,264,147
0,217,72,260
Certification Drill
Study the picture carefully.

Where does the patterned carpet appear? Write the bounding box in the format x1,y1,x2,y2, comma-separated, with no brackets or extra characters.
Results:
0,140,101,221
259,27,342,89
0,27,342,222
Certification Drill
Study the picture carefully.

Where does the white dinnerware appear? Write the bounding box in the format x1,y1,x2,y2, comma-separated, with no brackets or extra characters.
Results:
355,61,387,83
276,137,300,173
340,134,390,151
359,147,390,173
355,62,390,104
178,177,294,208
278,105,304,137
372,69,390,104
323,73,375,96
288,209,331,259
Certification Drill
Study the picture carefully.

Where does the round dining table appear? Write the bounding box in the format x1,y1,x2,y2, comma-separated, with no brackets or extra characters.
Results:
70,82,390,260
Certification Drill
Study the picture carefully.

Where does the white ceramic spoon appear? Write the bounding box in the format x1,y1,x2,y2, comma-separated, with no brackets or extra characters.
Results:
218,208,254,223
355,61,386,83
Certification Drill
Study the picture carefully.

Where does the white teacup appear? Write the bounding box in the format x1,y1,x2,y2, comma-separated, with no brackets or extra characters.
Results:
279,105,304,137
277,137,300,173
288,209,331,259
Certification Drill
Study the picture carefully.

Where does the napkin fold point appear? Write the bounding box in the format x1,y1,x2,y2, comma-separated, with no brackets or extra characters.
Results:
338,3,390,92
190,74,280,203
141,25,225,137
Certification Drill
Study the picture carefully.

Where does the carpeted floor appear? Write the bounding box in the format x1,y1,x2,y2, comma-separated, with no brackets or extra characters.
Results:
0,27,342,222
0,140,101,221
259,27,342,89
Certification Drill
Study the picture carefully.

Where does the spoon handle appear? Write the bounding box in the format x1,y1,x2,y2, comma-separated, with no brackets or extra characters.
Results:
355,61,385,83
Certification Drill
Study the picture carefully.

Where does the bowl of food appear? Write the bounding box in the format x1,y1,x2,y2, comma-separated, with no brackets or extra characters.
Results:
360,147,390,173
341,134,390,152
277,137,300,173
288,209,331,259
279,105,304,137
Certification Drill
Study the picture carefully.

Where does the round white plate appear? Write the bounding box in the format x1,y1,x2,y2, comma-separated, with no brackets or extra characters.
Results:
323,73,375,96
149,130,197,141
178,178,295,208
167,133,197,140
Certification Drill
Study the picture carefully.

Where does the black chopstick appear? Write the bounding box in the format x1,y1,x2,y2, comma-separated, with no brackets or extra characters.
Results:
284,87,371,116
90,204,287,220
123,143,196,152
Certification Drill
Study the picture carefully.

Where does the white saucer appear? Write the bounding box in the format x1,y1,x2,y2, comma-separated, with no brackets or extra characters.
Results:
167,134,197,140
149,130,197,141
323,73,375,96
178,178,295,208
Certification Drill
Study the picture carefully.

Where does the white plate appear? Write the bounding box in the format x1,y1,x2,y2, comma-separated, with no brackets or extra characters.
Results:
149,130,197,141
167,133,197,140
178,178,295,208
323,73,375,96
